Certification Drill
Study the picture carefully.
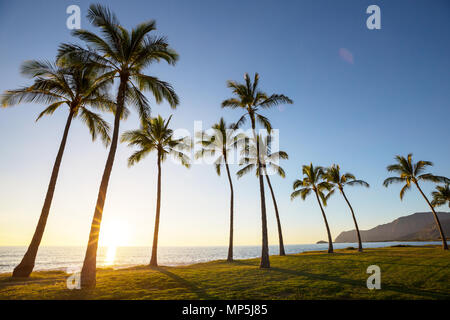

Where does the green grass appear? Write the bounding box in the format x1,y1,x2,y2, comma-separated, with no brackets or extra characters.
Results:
0,246,449,300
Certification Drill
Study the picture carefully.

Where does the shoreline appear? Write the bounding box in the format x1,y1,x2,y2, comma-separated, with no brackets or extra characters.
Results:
1,246,449,300
0,242,442,276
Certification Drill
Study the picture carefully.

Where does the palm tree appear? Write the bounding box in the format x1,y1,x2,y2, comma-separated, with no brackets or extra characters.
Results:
222,73,293,268
383,153,449,250
323,165,369,252
1,61,113,277
121,115,190,267
291,164,334,253
57,4,179,287
431,184,450,208
237,135,288,256
195,118,245,262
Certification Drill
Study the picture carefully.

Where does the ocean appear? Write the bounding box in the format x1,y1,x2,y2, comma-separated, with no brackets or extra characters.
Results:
0,241,442,274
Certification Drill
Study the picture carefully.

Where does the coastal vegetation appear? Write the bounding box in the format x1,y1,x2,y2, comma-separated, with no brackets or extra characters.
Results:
0,246,448,300
1,3,449,293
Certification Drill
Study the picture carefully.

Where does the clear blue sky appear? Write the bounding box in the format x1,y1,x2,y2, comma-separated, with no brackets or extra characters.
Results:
0,0,449,247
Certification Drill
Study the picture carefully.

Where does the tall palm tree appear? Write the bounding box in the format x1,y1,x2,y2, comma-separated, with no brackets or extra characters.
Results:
383,153,449,250
195,118,245,262
1,61,113,277
431,184,450,208
121,115,190,267
323,165,369,252
57,4,179,287
237,135,288,256
291,164,334,253
222,73,293,268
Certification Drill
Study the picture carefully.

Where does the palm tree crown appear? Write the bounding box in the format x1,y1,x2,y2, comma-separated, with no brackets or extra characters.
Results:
237,135,288,178
291,164,332,204
195,117,245,175
431,184,450,208
1,60,113,144
383,153,449,200
58,4,179,119
121,115,191,167
323,164,369,195
323,164,369,252
291,163,334,253
383,153,449,250
222,73,293,130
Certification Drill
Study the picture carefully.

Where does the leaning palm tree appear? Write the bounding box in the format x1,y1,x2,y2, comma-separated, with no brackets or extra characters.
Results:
222,73,293,268
195,118,245,262
291,164,334,253
1,61,113,277
237,135,288,256
323,165,369,252
121,115,190,267
431,184,450,208
383,153,449,250
57,4,179,287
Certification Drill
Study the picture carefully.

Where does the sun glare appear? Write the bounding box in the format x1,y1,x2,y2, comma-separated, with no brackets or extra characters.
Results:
99,220,130,266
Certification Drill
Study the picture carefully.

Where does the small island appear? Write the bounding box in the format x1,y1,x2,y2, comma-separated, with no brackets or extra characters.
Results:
316,240,328,244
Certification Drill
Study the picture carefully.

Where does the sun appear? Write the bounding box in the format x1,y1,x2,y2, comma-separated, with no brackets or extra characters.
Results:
99,220,130,265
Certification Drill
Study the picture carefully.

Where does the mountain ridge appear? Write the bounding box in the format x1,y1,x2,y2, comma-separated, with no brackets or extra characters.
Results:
334,212,450,242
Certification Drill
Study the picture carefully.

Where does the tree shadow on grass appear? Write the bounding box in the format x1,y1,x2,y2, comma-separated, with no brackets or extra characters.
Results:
155,267,217,300
287,253,450,269
233,260,450,299
272,266,450,299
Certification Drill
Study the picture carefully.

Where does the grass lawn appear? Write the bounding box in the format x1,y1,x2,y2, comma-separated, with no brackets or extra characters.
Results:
0,246,449,300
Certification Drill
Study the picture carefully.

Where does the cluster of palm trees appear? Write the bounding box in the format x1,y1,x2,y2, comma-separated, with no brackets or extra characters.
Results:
290,155,450,254
2,4,180,288
291,164,369,253
1,4,449,290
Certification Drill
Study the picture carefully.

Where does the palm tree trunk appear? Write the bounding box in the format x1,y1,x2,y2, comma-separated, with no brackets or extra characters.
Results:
224,159,234,262
150,151,162,267
314,190,334,253
251,120,270,268
415,182,448,250
341,189,363,252
12,111,74,277
264,168,285,256
80,76,127,288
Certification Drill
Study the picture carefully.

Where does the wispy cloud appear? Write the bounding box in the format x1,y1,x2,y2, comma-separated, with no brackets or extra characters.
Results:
339,48,354,64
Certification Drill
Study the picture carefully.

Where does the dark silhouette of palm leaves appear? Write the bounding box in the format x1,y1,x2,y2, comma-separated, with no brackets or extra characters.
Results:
383,153,449,200
1,60,113,144
57,4,179,120
431,184,450,208
195,117,245,175
291,164,333,205
237,135,288,179
121,115,191,167
222,73,293,131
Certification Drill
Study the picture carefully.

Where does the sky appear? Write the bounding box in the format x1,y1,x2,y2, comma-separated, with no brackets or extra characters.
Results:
0,0,449,248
